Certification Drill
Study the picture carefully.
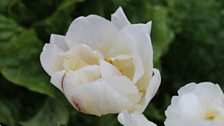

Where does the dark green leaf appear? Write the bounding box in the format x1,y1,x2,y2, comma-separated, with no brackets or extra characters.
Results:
0,30,56,97
98,115,117,126
151,6,174,67
57,0,85,11
0,100,18,126
0,15,24,47
21,98,69,126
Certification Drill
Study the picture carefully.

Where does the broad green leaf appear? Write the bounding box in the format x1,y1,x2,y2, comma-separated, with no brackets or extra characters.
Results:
144,103,165,121
98,115,117,126
0,30,56,97
21,98,69,126
0,0,16,14
0,15,24,47
58,0,85,11
0,100,18,126
151,6,174,67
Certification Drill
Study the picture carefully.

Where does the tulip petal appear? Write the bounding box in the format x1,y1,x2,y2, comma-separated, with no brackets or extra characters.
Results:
165,119,214,126
111,7,130,29
139,69,161,112
178,82,224,108
64,65,101,85
178,82,224,100
118,111,157,126
179,93,203,119
132,51,144,84
40,43,64,76
111,55,135,80
63,44,103,71
99,59,141,104
62,69,141,116
102,76,142,104
99,59,122,77
65,15,119,54
122,23,153,88
50,34,68,51
50,70,66,92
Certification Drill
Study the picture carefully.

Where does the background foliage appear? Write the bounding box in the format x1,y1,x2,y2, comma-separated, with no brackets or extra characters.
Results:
0,0,224,126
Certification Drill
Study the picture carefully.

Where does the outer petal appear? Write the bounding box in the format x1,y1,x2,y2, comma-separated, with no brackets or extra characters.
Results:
65,15,120,54
121,22,153,88
62,69,141,116
118,111,157,126
165,119,214,126
40,43,64,76
139,69,161,112
111,7,130,29
50,70,66,92
178,93,203,119
50,34,68,51
178,82,224,109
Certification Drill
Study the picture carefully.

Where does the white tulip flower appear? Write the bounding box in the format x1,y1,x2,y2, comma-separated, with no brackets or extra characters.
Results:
165,82,224,126
40,7,161,125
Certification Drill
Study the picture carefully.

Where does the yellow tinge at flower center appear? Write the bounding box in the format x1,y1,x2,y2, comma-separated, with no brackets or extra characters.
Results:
62,44,136,81
104,57,125,75
203,110,219,121
104,57,146,95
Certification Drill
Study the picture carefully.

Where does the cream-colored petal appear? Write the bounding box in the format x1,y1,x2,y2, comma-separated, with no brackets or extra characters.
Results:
111,7,130,30
118,111,157,126
132,51,144,84
178,82,224,109
50,70,66,92
99,59,141,104
65,15,120,54
51,65,100,93
193,82,224,104
63,72,136,116
102,76,142,104
40,43,64,76
99,59,122,78
111,55,135,80
215,110,224,126
139,69,161,112
63,44,103,71
178,93,203,119
121,23,153,88
164,119,214,126
50,34,68,51
118,34,144,83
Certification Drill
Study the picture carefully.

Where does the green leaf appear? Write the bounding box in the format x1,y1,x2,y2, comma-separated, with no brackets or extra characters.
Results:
0,15,24,47
0,100,18,126
98,115,117,126
21,98,69,126
151,6,174,67
58,0,85,11
144,103,165,121
0,0,16,14
0,30,56,97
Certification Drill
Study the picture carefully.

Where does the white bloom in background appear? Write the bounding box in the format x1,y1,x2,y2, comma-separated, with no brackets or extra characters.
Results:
165,82,224,126
40,7,160,125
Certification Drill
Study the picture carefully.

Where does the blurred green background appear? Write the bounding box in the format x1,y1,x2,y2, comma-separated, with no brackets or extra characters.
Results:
0,0,224,126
